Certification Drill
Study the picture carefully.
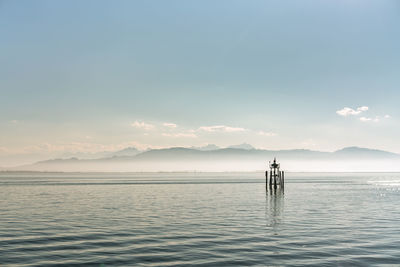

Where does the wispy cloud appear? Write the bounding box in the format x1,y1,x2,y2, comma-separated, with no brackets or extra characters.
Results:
162,133,197,138
163,122,177,128
359,117,373,122
0,146,10,154
360,115,390,123
257,131,277,137
336,107,391,123
336,106,368,117
4,141,158,155
131,121,155,130
198,125,247,133
300,138,317,148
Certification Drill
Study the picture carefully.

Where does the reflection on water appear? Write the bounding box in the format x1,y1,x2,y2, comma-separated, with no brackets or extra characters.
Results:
265,188,284,229
2,172,400,266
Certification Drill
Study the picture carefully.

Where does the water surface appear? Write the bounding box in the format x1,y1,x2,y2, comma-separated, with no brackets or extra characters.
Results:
1,172,400,266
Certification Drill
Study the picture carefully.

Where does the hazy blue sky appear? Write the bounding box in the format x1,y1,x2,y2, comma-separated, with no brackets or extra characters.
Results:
1,0,400,164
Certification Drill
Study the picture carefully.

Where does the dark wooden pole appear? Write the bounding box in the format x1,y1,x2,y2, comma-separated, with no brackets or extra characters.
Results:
273,168,277,189
282,171,284,189
265,170,268,190
269,170,272,189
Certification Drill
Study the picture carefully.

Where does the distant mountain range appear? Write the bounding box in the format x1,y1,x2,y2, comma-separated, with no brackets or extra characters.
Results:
60,147,141,159
227,143,255,150
9,145,400,172
333,147,399,158
55,144,400,161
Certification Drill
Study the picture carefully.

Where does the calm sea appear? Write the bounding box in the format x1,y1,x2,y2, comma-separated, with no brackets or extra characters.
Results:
1,172,400,266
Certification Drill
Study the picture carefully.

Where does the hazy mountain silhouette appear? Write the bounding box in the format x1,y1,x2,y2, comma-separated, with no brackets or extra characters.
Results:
227,143,255,150
333,146,399,158
60,147,142,160
60,151,112,160
110,147,141,157
191,144,220,151
10,146,400,172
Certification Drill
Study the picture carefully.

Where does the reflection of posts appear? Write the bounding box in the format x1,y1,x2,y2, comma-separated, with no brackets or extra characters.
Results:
265,187,284,228
265,170,268,190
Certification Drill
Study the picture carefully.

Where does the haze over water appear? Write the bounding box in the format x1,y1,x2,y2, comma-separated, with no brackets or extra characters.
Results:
1,172,400,266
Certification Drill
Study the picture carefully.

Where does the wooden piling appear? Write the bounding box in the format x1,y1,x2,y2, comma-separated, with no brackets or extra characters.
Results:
266,158,285,191
269,170,272,189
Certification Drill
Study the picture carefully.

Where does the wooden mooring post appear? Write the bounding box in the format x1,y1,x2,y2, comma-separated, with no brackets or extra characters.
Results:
265,158,285,191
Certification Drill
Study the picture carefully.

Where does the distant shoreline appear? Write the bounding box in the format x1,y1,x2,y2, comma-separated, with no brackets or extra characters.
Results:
1,170,400,174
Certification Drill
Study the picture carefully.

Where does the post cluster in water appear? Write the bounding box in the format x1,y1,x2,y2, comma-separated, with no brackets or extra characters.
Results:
266,158,284,191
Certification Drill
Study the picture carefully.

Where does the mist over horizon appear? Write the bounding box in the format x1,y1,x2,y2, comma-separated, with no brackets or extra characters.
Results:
3,144,400,173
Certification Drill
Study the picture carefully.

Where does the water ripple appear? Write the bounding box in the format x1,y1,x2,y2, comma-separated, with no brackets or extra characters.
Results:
1,172,400,266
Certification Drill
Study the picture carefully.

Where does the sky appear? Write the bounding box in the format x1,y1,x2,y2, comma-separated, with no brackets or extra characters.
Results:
1,0,400,166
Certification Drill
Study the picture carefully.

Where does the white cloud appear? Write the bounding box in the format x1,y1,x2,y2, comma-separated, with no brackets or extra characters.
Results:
337,107,390,123
131,121,154,130
336,106,369,117
198,125,247,133
163,122,177,128
162,133,197,138
359,117,372,122
257,131,277,137
360,117,379,122
358,106,369,112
